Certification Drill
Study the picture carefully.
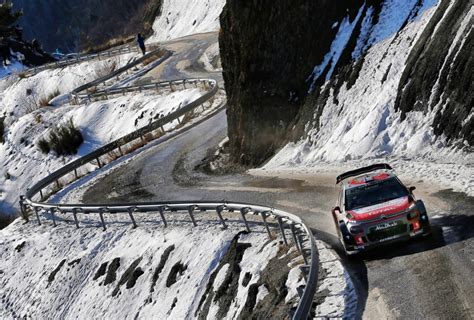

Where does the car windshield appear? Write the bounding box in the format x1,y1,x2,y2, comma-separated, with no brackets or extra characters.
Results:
345,177,408,210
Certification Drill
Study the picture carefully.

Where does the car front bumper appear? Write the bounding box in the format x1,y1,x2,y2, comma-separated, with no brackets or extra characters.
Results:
343,212,430,253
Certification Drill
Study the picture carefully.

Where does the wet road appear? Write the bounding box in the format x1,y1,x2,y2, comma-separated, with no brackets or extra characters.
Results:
81,33,474,319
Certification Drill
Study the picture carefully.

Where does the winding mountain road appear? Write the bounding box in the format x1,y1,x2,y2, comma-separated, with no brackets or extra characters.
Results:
68,32,473,319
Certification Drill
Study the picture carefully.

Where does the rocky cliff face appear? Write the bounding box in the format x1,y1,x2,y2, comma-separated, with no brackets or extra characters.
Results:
395,0,473,146
220,0,473,165
219,0,363,166
12,0,162,52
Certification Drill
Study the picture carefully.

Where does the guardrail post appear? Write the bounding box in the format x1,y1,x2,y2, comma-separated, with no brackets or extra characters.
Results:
157,206,168,227
96,157,102,168
290,224,302,253
74,168,78,179
50,208,57,227
261,211,272,238
55,180,60,190
118,145,124,156
299,265,310,281
187,206,198,227
216,205,227,229
277,217,288,246
19,196,28,222
128,207,138,228
39,189,44,201
183,80,186,89
34,207,41,225
297,235,309,265
240,208,251,232
98,208,107,231
72,208,79,229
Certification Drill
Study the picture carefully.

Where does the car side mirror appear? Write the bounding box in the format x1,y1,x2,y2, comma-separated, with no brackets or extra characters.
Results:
409,186,416,192
332,206,341,214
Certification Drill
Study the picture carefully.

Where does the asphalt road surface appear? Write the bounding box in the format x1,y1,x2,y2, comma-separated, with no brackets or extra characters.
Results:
81,32,474,319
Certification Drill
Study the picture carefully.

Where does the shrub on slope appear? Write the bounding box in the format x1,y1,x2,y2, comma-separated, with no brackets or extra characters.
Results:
37,118,83,155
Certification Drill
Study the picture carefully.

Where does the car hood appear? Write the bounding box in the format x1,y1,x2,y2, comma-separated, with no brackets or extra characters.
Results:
347,196,410,221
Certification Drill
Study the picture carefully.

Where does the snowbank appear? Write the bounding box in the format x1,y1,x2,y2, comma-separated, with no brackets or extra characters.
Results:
147,0,226,42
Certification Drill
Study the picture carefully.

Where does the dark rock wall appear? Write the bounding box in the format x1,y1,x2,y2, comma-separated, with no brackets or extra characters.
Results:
12,0,162,52
221,0,473,165
395,0,473,147
219,0,364,166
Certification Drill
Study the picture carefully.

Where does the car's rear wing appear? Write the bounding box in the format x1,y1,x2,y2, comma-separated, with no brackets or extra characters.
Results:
336,163,393,184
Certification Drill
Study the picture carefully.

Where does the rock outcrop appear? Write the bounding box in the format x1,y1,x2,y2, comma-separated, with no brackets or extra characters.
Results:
220,0,473,165
219,0,363,166
395,0,473,146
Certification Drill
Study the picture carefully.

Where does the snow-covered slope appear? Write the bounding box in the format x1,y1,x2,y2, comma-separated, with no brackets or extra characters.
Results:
147,0,226,42
265,0,473,195
0,216,302,319
0,54,206,218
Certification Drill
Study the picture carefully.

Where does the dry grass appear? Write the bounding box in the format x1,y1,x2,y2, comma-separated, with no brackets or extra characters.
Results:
105,150,121,163
95,60,117,79
38,89,60,107
122,130,163,155
141,55,158,66
174,110,196,130
34,113,42,123
83,36,135,54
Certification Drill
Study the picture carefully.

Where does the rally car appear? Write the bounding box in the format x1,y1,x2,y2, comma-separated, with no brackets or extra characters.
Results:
332,164,431,255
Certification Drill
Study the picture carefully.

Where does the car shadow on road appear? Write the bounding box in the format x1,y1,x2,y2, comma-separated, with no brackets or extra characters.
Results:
312,210,474,319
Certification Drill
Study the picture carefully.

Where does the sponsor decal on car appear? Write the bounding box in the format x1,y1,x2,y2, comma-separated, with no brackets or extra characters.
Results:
375,221,398,231
348,196,410,221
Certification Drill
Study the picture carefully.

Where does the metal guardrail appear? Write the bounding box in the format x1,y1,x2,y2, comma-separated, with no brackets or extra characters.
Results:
24,45,145,76
69,47,172,104
18,42,319,320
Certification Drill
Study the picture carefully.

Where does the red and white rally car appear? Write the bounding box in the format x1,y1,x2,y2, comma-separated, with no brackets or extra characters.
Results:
332,164,431,255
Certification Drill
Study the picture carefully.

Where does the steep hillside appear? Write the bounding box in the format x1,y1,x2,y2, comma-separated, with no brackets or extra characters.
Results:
0,218,302,319
12,0,162,51
220,0,473,166
147,0,225,42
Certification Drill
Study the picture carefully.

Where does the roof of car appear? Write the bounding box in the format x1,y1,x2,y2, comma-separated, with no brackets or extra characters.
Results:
341,170,395,190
